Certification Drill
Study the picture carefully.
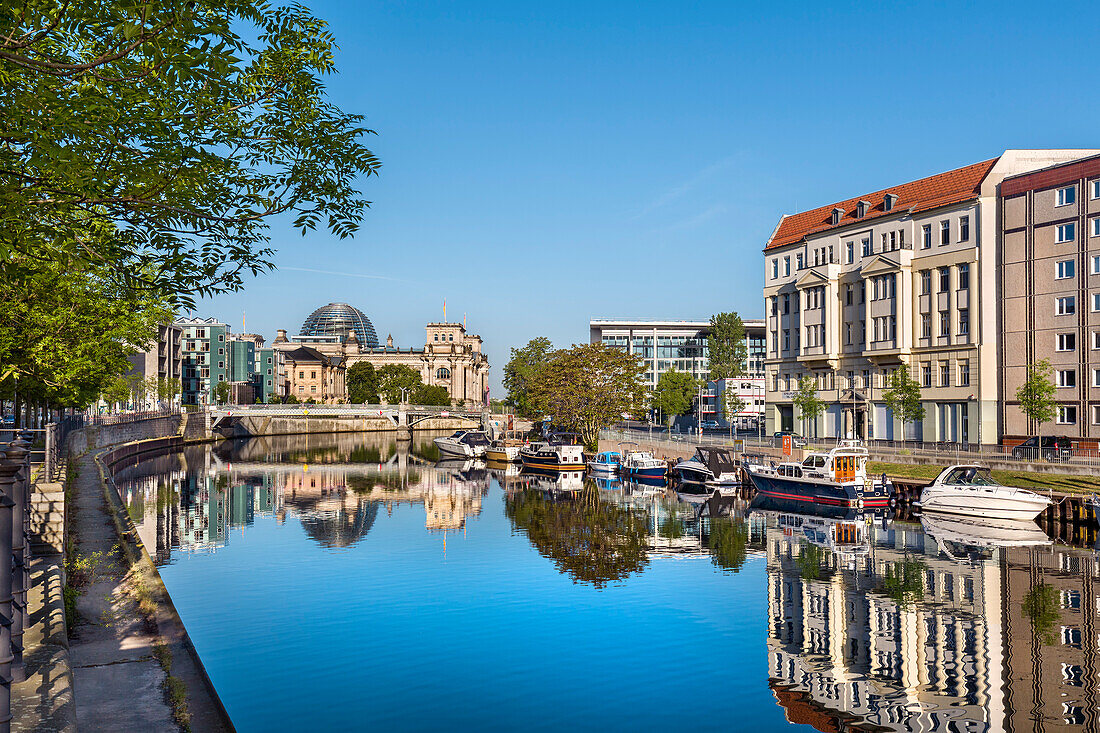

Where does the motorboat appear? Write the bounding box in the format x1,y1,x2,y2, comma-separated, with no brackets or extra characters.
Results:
433,430,490,458
621,450,667,480
520,440,586,471
672,446,741,486
745,440,891,509
587,451,622,475
484,438,523,463
917,464,1052,521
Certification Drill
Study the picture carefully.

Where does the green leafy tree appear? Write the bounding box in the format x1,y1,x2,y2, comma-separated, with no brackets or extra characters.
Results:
213,380,230,405
723,389,747,438
530,344,647,451
503,337,554,418
285,394,299,404
0,1,380,306
102,375,132,411
792,375,825,435
708,312,747,380
376,364,422,404
882,364,926,428
346,362,380,404
505,485,649,588
651,369,696,426
1017,358,1057,437
267,393,283,404
411,384,451,406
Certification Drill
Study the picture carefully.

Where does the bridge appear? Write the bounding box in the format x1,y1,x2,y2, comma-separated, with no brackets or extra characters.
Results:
206,403,497,439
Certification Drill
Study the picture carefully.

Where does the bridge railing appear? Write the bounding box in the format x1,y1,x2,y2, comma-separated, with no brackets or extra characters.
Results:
209,404,487,416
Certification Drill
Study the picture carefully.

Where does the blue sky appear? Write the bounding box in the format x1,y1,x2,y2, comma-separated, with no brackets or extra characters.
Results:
202,0,1100,393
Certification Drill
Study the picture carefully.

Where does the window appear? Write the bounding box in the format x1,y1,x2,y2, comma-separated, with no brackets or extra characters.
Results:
782,294,790,314
920,270,931,294
771,259,778,279
958,263,969,289
844,322,851,344
434,334,439,341
921,314,931,339
1094,369,1100,388
958,308,969,336
1056,296,1076,315
846,242,853,263
1057,333,1076,351
218,361,223,369
1056,259,1075,279
1057,370,1076,388
436,367,451,380
845,284,853,305
1094,293,1100,312
770,296,778,315
298,371,304,379
1092,255,1100,274
958,360,970,387
1093,218,1100,238
861,238,871,257
310,370,317,379
1093,180,1100,199
939,267,949,292
940,361,950,387
1056,223,1075,243
922,224,932,249
922,363,932,388
940,220,950,245
796,253,804,270
783,257,791,276
1094,405,1100,424
1095,331,1100,350
783,330,790,351
311,385,317,393
1057,406,1077,424
959,215,970,242
939,311,950,337
1056,186,1076,206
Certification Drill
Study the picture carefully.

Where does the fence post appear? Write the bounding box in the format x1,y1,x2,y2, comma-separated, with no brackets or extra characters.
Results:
0,458,18,733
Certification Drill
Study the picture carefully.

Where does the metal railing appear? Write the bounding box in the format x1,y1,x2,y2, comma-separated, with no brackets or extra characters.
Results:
43,415,83,481
84,407,180,426
0,431,36,730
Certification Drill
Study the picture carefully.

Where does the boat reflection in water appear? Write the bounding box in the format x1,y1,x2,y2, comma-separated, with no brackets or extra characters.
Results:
757,495,1100,732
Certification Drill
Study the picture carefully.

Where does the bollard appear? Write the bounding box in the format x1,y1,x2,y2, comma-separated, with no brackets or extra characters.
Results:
0,459,19,733
3,442,29,683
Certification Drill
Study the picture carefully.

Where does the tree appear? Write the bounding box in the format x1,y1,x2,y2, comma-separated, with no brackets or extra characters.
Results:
1,1,380,307
723,389,747,439
503,337,554,418
376,364,421,404
651,369,696,427
213,380,230,405
530,343,646,451
1017,359,1057,436
346,362,380,404
102,375,132,411
792,375,825,436
882,364,926,428
505,486,649,588
411,384,451,406
708,312,747,380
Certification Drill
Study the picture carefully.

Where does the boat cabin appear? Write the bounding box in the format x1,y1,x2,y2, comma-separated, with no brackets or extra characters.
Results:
791,441,869,484
934,465,1000,486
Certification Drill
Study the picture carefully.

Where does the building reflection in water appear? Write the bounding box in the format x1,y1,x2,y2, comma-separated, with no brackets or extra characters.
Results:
756,497,1100,732
111,432,490,557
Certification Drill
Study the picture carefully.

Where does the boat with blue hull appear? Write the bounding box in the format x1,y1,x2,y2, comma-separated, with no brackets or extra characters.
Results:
745,441,891,510
587,451,622,475
621,450,667,480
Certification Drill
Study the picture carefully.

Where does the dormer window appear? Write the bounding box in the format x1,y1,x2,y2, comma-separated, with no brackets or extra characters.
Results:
856,200,871,218
884,193,899,211
831,208,845,225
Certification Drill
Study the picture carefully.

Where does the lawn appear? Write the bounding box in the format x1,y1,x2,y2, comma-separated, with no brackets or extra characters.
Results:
867,461,1100,495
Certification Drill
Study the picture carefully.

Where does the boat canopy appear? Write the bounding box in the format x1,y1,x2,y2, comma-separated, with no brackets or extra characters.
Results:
936,465,1000,486
694,447,738,475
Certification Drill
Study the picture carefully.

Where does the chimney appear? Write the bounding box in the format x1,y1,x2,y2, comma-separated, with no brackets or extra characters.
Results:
274,329,288,344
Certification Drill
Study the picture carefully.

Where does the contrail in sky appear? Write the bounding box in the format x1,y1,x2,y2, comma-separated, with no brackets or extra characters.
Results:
279,266,417,284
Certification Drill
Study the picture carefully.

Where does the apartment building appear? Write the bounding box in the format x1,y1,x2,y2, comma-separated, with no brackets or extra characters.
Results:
763,150,1098,444
589,318,766,424
176,317,230,405
126,322,183,407
1000,154,1100,444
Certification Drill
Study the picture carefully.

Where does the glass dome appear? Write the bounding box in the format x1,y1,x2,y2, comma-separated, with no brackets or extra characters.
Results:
299,303,379,346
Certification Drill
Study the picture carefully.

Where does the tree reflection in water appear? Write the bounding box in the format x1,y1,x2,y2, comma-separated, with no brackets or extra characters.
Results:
506,485,649,588
1022,582,1059,645
795,542,831,580
879,558,927,607
705,518,750,573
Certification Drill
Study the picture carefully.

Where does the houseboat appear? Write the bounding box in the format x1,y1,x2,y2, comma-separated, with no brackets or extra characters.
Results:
744,440,892,509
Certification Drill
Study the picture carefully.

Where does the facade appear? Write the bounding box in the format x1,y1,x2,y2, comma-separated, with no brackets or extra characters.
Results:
762,150,1099,444
126,322,184,407
256,347,287,402
176,317,230,405
272,303,490,407
999,155,1100,444
281,345,344,403
589,318,766,425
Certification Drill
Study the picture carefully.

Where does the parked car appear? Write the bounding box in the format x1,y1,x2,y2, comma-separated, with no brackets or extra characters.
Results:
1012,435,1073,462
700,420,720,430
773,431,807,448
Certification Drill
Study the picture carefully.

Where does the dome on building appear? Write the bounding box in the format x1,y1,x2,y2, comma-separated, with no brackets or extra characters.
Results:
299,302,378,346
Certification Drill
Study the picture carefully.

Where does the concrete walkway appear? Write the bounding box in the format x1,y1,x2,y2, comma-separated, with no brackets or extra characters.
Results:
67,449,177,732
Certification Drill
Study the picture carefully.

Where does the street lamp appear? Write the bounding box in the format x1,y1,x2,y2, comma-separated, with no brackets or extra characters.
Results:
399,387,411,405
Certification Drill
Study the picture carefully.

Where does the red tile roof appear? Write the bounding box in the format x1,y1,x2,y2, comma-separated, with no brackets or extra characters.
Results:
764,158,999,251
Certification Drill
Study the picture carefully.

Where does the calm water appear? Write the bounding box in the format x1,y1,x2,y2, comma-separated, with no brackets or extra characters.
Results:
112,433,1100,732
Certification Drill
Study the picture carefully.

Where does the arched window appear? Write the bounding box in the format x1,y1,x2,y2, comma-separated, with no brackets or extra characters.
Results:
448,334,454,341
436,367,451,380
434,334,438,341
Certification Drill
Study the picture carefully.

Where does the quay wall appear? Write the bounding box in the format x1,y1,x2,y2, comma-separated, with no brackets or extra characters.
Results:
228,414,478,438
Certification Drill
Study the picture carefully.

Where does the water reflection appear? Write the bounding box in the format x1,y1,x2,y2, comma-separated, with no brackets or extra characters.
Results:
111,434,1100,731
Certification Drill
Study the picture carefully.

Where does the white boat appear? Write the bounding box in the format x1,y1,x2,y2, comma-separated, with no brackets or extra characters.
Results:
520,440,586,471
672,447,740,486
587,451,621,475
621,450,667,480
918,464,1052,521
433,430,490,458
485,438,523,463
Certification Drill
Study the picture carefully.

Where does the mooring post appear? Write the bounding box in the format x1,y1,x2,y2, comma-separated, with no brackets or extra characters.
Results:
0,458,19,733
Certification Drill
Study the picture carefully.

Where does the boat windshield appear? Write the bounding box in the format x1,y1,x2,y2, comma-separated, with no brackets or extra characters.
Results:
945,467,999,486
